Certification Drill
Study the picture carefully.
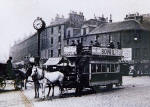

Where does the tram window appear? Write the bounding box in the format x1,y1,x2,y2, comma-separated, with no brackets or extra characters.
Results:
115,64,119,72
107,64,111,72
91,64,96,72
97,64,102,72
111,64,115,72
102,64,106,72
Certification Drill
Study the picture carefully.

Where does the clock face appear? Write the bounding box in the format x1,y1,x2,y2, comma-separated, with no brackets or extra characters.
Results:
33,19,43,30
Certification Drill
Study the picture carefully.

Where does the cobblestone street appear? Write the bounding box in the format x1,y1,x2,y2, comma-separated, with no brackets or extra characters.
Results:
24,76,150,107
1,76,150,107
0,82,33,107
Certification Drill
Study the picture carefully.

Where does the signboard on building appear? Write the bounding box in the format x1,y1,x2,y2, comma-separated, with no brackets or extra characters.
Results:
122,48,132,61
92,47,122,56
64,46,77,56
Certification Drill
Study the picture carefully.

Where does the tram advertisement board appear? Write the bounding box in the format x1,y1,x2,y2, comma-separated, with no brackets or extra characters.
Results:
122,48,132,60
92,47,122,56
64,46,77,56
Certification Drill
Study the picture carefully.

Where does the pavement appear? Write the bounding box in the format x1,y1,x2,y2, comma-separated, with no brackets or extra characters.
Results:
0,81,33,107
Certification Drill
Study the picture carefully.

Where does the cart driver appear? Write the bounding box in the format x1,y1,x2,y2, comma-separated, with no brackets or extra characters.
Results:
6,57,13,78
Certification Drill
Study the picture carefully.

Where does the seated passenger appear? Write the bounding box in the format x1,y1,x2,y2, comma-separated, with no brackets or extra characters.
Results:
107,41,115,49
77,40,83,55
71,40,76,46
94,40,101,47
90,40,94,46
117,42,121,49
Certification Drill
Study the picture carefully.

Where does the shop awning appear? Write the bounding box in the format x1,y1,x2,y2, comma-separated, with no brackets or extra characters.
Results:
57,62,75,67
29,57,35,63
43,57,62,66
14,61,24,65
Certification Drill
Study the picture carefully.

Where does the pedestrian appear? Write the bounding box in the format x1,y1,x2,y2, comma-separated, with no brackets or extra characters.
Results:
6,57,13,78
132,66,137,77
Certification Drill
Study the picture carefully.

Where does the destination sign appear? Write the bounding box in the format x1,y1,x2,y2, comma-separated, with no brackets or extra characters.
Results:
92,47,122,56
64,46,77,56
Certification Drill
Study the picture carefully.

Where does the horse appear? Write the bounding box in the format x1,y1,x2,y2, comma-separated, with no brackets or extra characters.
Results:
24,65,33,89
31,66,64,99
12,68,26,89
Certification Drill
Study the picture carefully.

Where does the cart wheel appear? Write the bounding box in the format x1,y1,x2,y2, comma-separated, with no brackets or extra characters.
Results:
0,79,6,90
14,79,22,90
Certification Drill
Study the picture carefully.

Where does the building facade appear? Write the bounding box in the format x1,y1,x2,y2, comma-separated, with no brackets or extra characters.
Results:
10,12,150,73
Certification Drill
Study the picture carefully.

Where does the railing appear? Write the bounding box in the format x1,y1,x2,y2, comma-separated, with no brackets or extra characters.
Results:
64,46,122,57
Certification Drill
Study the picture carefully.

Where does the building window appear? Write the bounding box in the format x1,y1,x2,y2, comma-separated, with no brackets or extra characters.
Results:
58,36,61,42
96,35,99,41
58,49,61,57
143,48,148,57
91,64,96,72
68,30,70,38
135,48,140,58
81,38,83,43
51,37,53,44
58,25,61,32
48,49,50,58
51,27,53,34
51,50,53,57
109,35,112,42
83,28,86,35
67,40,69,45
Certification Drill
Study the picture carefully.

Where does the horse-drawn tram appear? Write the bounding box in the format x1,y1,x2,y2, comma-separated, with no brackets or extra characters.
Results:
63,46,123,93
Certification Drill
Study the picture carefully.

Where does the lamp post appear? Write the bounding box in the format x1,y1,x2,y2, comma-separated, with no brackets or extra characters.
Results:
33,17,46,65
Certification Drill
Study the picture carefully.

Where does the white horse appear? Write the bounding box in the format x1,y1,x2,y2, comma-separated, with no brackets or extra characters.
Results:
31,66,64,99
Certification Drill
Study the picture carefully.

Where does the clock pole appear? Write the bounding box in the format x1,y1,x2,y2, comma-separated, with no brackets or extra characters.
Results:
33,17,46,65
37,30,41,62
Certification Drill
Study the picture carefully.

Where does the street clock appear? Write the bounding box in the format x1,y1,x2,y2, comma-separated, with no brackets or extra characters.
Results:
33,17,44,30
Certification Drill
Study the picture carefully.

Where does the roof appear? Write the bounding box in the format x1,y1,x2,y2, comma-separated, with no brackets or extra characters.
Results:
48,18,68,27
89,19,149,35
82,24,97,28
43,57,62,66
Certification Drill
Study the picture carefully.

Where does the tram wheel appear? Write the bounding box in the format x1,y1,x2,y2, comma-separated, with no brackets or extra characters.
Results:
75,84,83,96
0,79,6,90
106,84,113,90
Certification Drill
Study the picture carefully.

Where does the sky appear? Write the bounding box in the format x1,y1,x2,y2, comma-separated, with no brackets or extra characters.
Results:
0,0,150,62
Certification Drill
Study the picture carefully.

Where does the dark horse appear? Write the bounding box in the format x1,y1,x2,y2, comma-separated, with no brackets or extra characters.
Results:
24,65,33,89
12,69,26,89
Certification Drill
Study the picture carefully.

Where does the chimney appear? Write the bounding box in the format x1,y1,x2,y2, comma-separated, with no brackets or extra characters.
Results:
109,14,112,23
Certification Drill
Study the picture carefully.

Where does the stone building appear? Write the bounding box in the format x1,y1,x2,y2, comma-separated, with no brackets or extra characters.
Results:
10,12,150,73
66,13,150,73
10,33,38,62
10,11,85,62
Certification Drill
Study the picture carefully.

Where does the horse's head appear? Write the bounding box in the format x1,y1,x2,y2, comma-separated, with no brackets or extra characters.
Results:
31,66,44,81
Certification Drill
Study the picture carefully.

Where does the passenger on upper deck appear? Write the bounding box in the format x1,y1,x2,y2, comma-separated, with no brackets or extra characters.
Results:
93,40,101,47
70,40,76,46
108,41,115,49
77,40,83,55
90,41,94,46
117,42,121,49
